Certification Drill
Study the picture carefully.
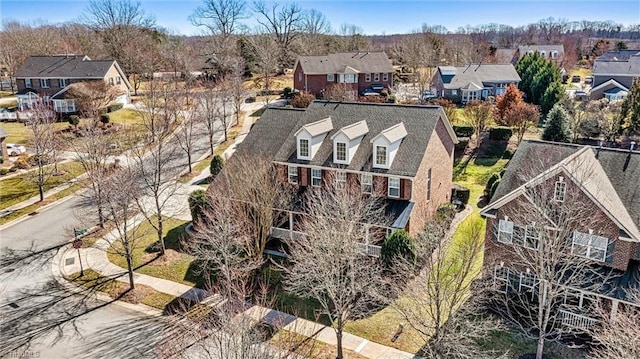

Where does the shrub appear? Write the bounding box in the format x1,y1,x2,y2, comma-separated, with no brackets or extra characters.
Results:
282,87,293,99
14,154,30,169
188,190,207,224
484,142,507,158
107,103,124,113
100,114,110,125
8,166,17,173
489,126,513,140
28,154,51,166
502,149,514,159
210,154,224,177
436,203,458,225
0,168,8,176
455,138,469,151
451,184,470,205
291,92,315,108
489,179,501,199
387,94,397,103
485,172,501,196
381,230,416,267
68,115,80,127
453,125,474,138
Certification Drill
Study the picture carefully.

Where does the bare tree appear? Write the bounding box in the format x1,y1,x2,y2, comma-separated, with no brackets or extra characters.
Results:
252,1,304,73
229,58,247,127
488,151,615,359
195,85,221,156
214,75,235,142
395,216,503,359
250,32,279,102
588,290,640,359
281,180,389,359
25,104,58,202
176,85,198,174
589,99,622,143
463,100,494,147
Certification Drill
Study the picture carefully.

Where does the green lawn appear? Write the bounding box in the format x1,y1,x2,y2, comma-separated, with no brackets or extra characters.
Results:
106,217,201,287
0,182,83,226
0,161,84,211
0,91,14,98
1,121,70,145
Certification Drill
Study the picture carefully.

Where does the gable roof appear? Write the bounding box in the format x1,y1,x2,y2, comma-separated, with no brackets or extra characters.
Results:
241,101,457,177
593,50,640,76
296,52,393,75
295,117,333,137
15,56,128,82
437,64,521,90
518,44,564,55
590,78,629,93
331,120,368,141
482,140,640,242
371,122,407,144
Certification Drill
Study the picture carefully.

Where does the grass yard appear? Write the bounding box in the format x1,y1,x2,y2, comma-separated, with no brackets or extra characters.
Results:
270,330,368,359
106,217,201,287
107,109,145,129
0,182,83,226
0,91,14,98
0,161,84,211
2,121,70,144
67,269,177,311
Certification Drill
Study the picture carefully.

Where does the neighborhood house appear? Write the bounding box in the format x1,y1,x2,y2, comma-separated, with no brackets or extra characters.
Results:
431,64,521,104
14,55,131,114
230,100,458,256
590,49,640,101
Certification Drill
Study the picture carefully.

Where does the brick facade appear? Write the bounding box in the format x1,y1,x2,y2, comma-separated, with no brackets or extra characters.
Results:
294,62,393,97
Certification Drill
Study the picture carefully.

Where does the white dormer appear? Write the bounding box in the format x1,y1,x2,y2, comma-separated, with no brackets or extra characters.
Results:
330,120,369,165
370,123,408,169
294,117,333,161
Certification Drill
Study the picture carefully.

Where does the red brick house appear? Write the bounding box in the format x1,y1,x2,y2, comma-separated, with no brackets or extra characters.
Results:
293,52,394,99
235,100,457,257
481,140,640,329
14,55,131,114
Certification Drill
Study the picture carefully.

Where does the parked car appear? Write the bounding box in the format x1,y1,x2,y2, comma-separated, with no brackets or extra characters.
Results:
574,90,588,100
6,143,26,156
422,91,437,100
370,84,385,92
584,76,593,85
571,75,581,83
361,89,379,96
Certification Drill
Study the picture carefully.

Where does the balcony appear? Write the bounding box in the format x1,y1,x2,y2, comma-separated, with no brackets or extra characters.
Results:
357,243,382,258
270,227,306,240
559,309,599,330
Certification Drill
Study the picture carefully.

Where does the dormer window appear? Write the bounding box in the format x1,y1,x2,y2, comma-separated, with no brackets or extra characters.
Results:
375,145,387,166
336,142,347,162
298,138,309,158
551,51,558,58
540,50,546,57
295,117,333,161
371,123,407,169
554,177,566,202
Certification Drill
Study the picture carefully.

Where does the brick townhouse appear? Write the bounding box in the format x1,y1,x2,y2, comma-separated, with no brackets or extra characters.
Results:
233,100,458,256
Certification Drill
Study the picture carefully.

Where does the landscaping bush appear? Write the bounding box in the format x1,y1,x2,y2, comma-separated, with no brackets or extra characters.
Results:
107,103,124,113
453,125,474,138
282,87,294,99
502,149,514,159
100,114,110,125
291,92,315,108
489,126,513,140
436,203,458,224
381,230,416,267
386,94,397,103
455,138,469,151
14,154,30,169
485,172,501,196
489,179,501,199
188,190,206,224
0,168,8,176
28,154,51,166
451,184,470,205
210,155,224,177
8,166,17,173
484,141,507,158
68,115,80,127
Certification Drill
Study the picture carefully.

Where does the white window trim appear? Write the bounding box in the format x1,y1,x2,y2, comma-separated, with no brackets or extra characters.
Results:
40,79,50,88
298,138,310,159
571,231,608,262
116,76,121,84
498,219,514,244
494,266,509,294
388,177,400,198
374,145,387,167
327,74,334,82
554,180,566,202
451,89,458,96
288,165,298,184
374,73,380,82
426,168,432,202
108,77,114,85
383,73,388,82
524,225,540,250
334,171,346,190
361,174,372,194
335,141,348,163
311,168,322,187
59,78,68,87
365,73,371,82
25,78,32,87
518,270,537,300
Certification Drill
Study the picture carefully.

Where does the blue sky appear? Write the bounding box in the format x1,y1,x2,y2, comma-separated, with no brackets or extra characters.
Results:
1,0,639,36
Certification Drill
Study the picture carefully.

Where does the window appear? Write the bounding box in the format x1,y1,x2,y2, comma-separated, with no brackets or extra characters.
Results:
383,73,388,82
25,78,32,88
540,50,546,57
451,89,458,96
375,145,387,166
108,77,114,86
572,231,608,261
299,138,309,158
494,266,510,294
334,171,346,190
518,270,537,299
116,76,122,84
524,225,540,249
298,72,302,81
554,179,566,202
498,219,514,244
59,79,68,87
551,51,558,59
327,74,335,82
311,168,322,187
361,174,372,194
288,165,298,184
365,73,371,82
426,168,432,201
388,177,400,198
336,142,347,162
374,73,380,82
39,79,50,88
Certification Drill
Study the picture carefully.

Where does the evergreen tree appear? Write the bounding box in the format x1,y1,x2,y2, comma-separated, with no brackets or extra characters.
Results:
542,104,571,143
516,52,565,116
620,77,640,135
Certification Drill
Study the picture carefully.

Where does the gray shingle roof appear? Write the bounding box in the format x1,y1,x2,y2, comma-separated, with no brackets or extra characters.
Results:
438,64,521,90
243,101,449,178
518,45,564,55
596,50,640,61
297,52,393,75
488,139,640,239
593,52,640,76
15,56,117,78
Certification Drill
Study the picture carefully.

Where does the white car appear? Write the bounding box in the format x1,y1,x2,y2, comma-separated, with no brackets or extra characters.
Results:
6,143,26,156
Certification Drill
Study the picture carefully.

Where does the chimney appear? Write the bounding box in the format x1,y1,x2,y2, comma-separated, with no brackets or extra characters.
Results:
631,141,636,152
